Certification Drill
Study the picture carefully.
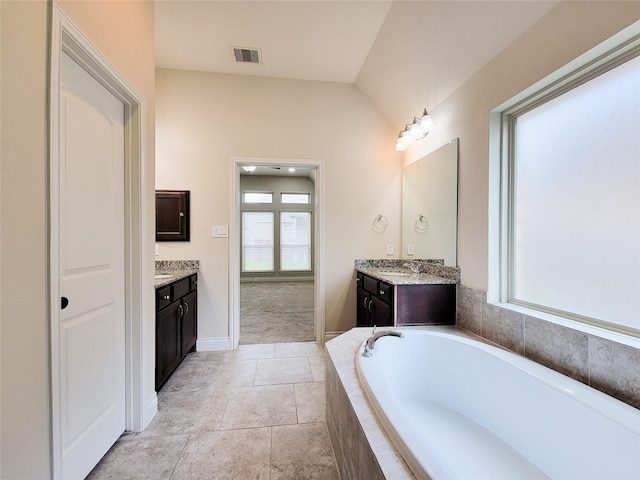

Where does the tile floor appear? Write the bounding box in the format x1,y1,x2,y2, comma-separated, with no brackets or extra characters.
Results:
87,342,339,480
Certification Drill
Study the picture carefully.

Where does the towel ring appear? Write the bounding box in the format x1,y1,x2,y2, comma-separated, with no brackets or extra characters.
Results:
372,214,388,232
415,215,429,233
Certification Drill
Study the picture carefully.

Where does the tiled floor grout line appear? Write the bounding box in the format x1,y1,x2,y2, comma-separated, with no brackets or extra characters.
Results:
168,433,191,480
88,342,336,479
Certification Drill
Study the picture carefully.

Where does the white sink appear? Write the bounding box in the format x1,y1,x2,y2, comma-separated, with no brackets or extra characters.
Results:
378,271,411,276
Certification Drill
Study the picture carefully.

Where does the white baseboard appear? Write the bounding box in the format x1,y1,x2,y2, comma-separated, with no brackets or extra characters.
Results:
197,336,233,351
141,393,158,431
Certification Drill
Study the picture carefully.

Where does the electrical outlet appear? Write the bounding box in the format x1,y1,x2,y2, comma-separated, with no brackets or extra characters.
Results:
407,243,414,255
386,243,394,255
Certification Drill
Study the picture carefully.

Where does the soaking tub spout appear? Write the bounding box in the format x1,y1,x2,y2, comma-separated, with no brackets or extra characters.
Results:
362,327,404,357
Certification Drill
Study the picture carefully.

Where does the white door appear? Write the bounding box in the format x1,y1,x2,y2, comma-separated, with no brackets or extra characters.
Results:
58,51,126,479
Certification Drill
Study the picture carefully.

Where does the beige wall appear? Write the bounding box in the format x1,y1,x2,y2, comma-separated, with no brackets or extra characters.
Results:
397,1,639,290
1,2,50,477
0,1,155,478
156,70,400,337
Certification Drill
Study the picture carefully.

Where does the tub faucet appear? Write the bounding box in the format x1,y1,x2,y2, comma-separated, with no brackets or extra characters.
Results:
402,262,421,273
361,326,405,357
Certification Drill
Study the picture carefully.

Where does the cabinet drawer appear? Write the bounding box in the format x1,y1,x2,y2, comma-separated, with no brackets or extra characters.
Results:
189,274,198,292
363,275,378,295
156,286,172,310
173,277,190,299
377,281,393,304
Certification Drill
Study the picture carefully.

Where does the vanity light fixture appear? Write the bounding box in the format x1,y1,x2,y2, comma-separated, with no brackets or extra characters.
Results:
396,109,434,151
242,166,257,172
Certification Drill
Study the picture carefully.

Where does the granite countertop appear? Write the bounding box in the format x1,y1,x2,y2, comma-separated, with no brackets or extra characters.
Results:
356,266,457,285
154,260,199,289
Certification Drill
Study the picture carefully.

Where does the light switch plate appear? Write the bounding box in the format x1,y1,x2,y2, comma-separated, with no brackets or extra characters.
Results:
212,225,229,238
386,243,394,255
407,243,414,255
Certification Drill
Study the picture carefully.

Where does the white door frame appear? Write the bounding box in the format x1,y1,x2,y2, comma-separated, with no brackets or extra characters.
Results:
230,157,326,348
49,8,149,477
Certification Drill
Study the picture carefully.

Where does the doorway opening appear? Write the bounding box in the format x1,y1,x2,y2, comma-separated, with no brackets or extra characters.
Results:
230,158,325,348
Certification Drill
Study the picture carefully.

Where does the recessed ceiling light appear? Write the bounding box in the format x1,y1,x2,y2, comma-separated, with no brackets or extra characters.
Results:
242,166,256,172
288,168,296,173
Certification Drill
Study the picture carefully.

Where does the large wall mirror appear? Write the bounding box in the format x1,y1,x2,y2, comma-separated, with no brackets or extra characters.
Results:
402,138,458,265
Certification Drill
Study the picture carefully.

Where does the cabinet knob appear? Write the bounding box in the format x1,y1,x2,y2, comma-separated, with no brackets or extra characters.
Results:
379,289,384,295
179,212,185,217
61,297,69,309
163,295,170,300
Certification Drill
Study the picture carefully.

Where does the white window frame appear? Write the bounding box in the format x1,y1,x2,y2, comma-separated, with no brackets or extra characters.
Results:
488,24,640,342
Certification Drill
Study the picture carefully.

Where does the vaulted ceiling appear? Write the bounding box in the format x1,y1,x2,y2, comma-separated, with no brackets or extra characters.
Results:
155,0,558,129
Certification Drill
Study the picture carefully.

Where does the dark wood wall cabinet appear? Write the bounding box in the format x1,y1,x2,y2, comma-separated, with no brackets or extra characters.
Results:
156,190,190,241
156,274,197,390
356,271,456,327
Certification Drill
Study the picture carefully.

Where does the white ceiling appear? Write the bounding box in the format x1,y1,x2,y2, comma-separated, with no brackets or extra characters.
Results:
155,0,393,83
155,0,558,127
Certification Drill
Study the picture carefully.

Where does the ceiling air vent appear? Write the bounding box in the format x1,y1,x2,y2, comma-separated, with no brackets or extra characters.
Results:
232,47,261,64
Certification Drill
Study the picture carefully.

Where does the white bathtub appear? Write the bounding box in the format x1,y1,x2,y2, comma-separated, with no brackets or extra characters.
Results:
357,329,640,480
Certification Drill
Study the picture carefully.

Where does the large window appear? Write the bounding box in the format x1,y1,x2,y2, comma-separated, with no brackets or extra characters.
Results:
240,177,314,275
280,212,311,271
497,40,639,336
242,212,274,272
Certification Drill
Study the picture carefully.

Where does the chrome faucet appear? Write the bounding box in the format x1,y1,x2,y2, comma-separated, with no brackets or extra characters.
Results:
402,261,421,273
361,326,405,357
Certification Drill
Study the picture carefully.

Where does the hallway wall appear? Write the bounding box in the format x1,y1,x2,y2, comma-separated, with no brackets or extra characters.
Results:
155,70,400,338
0,2,156,478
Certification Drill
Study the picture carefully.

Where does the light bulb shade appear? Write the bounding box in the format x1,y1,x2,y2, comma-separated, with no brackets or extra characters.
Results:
409,121,422,140
395,138,408,151
419,112,434,134
242,166,256,172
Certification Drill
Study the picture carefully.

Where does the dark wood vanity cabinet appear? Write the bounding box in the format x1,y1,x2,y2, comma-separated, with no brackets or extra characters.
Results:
356,272,393,327
356,271,456,327
156,274,197,390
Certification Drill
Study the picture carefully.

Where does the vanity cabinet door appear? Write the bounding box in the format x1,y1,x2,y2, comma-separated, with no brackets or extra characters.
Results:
356,275,393,327
156,190,190,241
156,299,182,389
357,286,373,327
370,295,393,327
180,290,197,356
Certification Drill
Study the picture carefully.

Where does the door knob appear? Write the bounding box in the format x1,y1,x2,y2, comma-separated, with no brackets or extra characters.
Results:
61,297,69,309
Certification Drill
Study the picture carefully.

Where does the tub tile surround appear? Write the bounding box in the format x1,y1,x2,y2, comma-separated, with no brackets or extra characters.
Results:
326,328,417,480
457,285,640,409
355,258,460,283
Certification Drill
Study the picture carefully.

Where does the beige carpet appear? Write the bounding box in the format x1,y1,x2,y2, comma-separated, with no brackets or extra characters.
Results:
240,281,315,344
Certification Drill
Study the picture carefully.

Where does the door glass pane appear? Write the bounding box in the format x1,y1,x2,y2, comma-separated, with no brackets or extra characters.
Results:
242,212,274,271
280,212,311,271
